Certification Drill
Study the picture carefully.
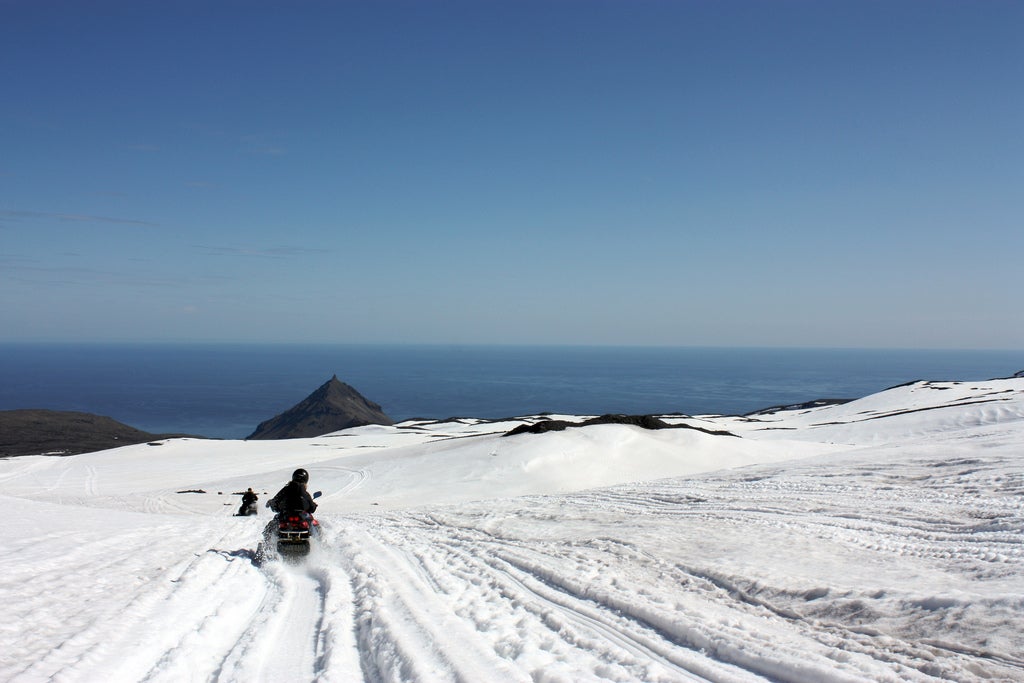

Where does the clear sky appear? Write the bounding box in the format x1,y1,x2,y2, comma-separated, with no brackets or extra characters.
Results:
2,0,1022,348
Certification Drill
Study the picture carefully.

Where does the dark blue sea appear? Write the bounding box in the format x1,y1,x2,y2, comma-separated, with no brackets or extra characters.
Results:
0,344,1020,439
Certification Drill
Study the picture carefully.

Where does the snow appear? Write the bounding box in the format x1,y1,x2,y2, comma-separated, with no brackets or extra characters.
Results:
1,378,1023,682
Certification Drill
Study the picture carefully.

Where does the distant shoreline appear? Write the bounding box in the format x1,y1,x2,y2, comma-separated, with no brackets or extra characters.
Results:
2,341,1022,352
1,344,1020,439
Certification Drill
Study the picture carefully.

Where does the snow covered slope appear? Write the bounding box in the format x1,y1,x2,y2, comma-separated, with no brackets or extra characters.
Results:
1,378,1022,681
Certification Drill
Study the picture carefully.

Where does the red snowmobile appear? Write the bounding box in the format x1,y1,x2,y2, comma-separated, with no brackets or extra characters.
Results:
256,490,322,562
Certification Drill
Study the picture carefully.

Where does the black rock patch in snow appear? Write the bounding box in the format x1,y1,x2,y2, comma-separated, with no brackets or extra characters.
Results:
503,414,736,437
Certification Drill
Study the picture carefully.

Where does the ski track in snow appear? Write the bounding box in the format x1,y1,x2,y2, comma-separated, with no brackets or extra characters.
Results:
1,379,1023,682
8,451,1020,683
319,451,1023,682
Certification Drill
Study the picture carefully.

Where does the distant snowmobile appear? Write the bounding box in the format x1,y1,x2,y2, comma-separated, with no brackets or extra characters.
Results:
237,499,259,516
236,488,259,516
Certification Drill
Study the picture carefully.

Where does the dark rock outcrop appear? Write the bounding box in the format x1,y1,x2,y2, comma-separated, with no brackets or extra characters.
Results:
0,409,188,457
504,414,736,437
247,376,393,440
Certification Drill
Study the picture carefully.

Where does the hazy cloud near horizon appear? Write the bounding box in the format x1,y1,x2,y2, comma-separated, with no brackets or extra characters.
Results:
193,245,332,259
0,210,160,228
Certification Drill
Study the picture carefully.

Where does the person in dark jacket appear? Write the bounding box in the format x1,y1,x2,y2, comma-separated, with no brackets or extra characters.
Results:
260,468,318,551
238,487,258,515
268,468,317,514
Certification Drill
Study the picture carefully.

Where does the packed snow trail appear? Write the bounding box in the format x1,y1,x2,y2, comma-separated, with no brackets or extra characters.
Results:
1,378,1022,681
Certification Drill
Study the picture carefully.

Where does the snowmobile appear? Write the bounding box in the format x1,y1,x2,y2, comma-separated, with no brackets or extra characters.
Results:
275,508,320,554
235,488,260,516
236,499,259,516
256,491,322,562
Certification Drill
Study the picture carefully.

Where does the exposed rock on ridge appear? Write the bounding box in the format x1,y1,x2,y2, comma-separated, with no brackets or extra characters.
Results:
247,375,393,440
504,414,736,437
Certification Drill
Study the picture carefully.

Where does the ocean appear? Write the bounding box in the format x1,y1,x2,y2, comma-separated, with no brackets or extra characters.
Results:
0,343,1020,439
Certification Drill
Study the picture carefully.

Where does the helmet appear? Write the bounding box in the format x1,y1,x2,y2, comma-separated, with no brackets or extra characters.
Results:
291,468,309,484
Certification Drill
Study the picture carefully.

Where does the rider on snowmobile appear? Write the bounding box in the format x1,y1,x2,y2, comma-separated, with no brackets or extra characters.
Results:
268,468,317,514
238,487,258,515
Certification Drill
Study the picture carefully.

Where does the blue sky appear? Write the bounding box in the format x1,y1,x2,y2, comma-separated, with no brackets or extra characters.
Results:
2,0,1022,348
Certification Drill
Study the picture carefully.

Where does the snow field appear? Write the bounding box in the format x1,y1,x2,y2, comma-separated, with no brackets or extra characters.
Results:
0,378,1022,681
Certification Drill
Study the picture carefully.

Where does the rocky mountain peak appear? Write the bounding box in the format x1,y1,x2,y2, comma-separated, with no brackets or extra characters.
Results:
246,376,393,440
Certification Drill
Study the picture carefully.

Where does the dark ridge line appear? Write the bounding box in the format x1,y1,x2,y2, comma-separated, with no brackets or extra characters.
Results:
504,414,737,438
